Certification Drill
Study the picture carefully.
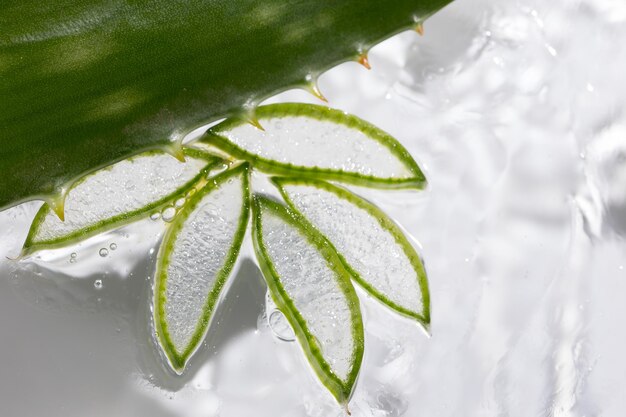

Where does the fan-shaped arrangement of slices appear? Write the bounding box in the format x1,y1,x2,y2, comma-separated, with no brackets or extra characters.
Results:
22,103,430,407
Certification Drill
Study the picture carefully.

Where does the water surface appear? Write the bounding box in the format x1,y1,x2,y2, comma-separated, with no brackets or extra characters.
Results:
2,0,626,415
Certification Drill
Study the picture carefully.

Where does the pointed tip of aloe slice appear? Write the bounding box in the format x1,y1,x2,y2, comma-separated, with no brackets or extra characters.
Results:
5,252,25,262
158,345,187,375
168,355,187,375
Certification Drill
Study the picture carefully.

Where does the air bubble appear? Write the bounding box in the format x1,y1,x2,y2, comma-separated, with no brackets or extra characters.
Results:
175,198,186,208
94,279,103,290
150,212,161,221
99,248,109,257
162,207,176,222
268,310,296,342
110,243,117,251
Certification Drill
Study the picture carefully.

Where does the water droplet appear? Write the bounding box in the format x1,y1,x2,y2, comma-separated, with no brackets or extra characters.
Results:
70,252,77,258
150,212,161,221
109,243,117,251
175,198,186,208
268,310,296,342
69,258,76,264
99,248,109,257
162,207,176,222
94,279,103,290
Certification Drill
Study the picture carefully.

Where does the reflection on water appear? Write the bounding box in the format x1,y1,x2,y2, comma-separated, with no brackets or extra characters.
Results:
2,0,626,415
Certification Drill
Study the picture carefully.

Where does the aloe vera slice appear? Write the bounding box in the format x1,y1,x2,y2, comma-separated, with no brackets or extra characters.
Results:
202,103,426,189
252,196,364,405
274,177,430,326
22,148,222,255
154,164,250,373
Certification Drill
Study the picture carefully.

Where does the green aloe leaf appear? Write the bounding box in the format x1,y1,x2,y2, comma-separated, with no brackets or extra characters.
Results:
252,195,364,405
201,103,426,189
22,148,222,255
274,177,430,326
154,164,250,373
0,0,452,210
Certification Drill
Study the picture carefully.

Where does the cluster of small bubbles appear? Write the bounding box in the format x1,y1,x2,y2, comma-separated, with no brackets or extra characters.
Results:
69,252,77,263
162,207,176,222
175,198,186,208
109,243,117,251
150,212,161,221
99,248,109,257
94,279,103,290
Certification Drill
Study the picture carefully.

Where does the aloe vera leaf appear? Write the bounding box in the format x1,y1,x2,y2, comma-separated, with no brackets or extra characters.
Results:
0,0,452,210
252,196,364,405
274,177,430,326
22,148,222,255
202,103,426,189
154,164,250,373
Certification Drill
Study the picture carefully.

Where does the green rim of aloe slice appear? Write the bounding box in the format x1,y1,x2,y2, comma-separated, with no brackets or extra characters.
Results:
252,195,364,405
154,163,250,372
273,177,430,327
22,148,222,255
201,103,426,190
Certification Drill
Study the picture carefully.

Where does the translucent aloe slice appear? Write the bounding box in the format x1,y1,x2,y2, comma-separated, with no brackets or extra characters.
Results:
22,148,222,254
154,164,250,373
274,177,430,326
252,196,364,405
201,103,426,189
